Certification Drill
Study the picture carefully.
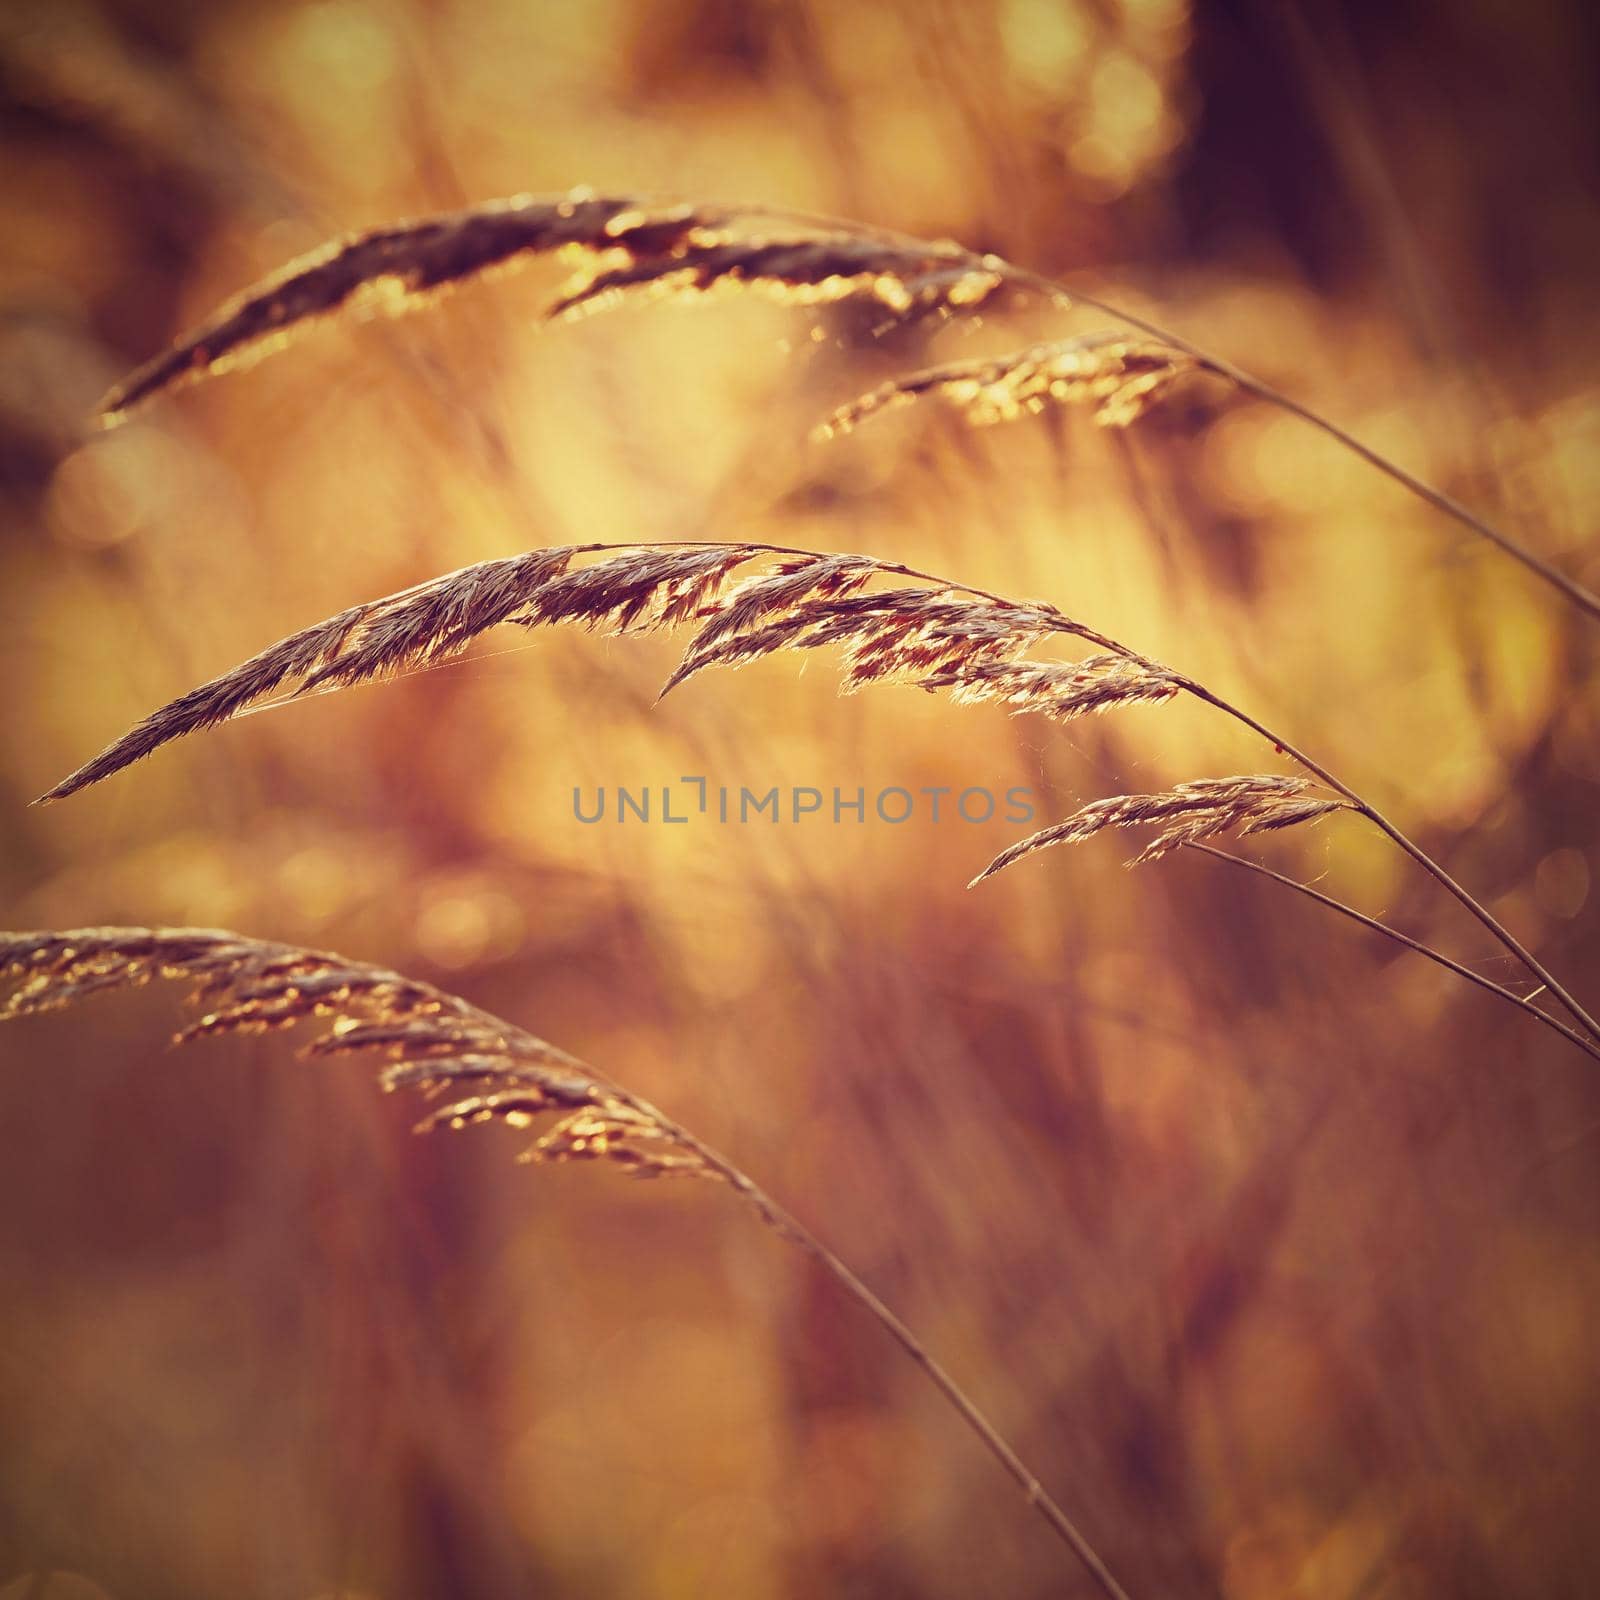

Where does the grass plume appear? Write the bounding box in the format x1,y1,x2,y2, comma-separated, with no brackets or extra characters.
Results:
0,926,707,1174
96,191,1003,426
0,925,1134,1600
814,333,1211,438
97,193,734,423
972,776,1351,882
36,543,1153,802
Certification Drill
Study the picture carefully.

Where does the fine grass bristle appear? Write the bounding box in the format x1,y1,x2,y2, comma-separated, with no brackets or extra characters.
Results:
919,655,1181,719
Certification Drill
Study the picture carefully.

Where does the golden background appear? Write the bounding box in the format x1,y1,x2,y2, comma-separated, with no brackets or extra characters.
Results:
1,1,1598,1595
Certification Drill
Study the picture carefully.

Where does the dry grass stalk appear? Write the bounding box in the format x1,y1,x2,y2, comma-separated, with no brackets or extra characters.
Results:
37,543,1160,802
1183,843,1600,1065
97,193,735,422
0,925,1134,1600
972,776,1350,883
40,534,1597,1053
96,190,1003,426
91,187,1599,624
814,333,1210,438
0,926,704,1174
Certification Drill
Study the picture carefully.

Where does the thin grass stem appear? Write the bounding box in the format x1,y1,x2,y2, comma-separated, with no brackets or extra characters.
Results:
1183,843,1600,1065
585,1073,1135,1600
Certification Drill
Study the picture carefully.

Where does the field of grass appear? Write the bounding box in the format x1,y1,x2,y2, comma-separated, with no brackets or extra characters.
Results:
2,2,1598,1596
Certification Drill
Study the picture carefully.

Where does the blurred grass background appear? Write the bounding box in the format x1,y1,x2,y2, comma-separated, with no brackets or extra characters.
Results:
1,0,1598,1595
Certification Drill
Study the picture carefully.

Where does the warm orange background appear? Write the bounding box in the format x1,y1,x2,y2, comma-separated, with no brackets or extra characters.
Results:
2,2,1598,1596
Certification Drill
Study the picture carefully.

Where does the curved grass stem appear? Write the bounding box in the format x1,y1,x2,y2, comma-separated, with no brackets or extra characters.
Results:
1040,284,1600,626
558,1070,1136,1600
1168,681,1600,1045
1183,843,1600,1066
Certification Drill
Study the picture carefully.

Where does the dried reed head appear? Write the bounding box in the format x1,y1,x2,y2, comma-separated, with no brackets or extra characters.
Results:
97,192,733,423
0,927,710,1178
95,189,1012,426
815,333,1211,439
39,542,1177,802
972,776,1350,884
